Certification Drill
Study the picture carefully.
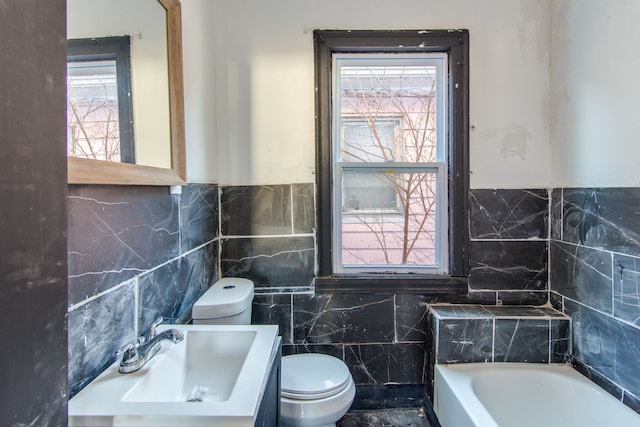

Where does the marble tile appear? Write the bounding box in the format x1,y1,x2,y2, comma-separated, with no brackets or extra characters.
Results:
469,240,548,291
429,304,492,319
220,185,292,236
550,319,571,363
68,185,179,306
282,343,344,359
493,319,549,363
221,236,314,288
345,343,427,385
562,188,599,245
435,318,494,364
67,281,136,398
292,183,315,234
397,291,498,307
613,254,640,326
293,294,395,344
426,317,438,400
338,408,431,427
562,188,640,257
550,188,563,241
349,384,427,411
496,290,549,306
482,306,549,317
252,293,292,344
469,189,548,239
549,291,563,310
138,244,214,331
623,391,640,415
179,183,218,251
395,294,431,342
566,299,640,397
538,306,568,318
550,242,613,314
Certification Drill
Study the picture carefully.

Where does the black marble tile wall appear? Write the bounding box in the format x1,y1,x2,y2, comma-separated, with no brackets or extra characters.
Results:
429,305,570,365
251,292,472,387
468,189,550,305
565,300,640,399
292,294,395,344
469,240,548,291
221,236,315,289
67,183,219,398
345,343,428,384
138,244,215,331
551,241,613,313
220,184,315,290
614,254,640,326
561,188,640,255
551,187,640,411
469,189,548,239
67,281,136,397
179,183,219,251
233,187,554,391
68,185,180,306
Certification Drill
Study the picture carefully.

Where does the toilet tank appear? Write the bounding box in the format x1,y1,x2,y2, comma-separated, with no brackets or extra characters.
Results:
192,278,254,325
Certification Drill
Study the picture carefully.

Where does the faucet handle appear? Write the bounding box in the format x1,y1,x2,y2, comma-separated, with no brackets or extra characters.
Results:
116,342,138,362
151,317,164,328
140,317,164,344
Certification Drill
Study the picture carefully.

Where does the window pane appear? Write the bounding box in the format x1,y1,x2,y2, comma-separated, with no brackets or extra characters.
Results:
342,118,399,162
339,63,438,163
67,60,121,162
343,172,399,212
340,170,438,268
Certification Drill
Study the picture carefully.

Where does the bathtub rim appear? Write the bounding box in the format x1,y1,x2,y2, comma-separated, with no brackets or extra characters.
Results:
433,362,640,427
434,363,500,427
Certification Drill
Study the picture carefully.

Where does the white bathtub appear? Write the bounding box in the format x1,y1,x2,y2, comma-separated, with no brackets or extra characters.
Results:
434,363,640,427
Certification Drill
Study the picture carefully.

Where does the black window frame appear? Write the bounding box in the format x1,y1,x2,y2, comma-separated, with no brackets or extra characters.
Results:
314,29,470,293
67,36,136,164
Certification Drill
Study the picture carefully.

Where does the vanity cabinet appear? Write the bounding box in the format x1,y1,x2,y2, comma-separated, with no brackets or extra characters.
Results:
255,337,282,426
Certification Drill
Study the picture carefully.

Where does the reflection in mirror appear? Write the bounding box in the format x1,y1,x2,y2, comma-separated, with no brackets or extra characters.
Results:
67,36,135,163
67,0,185,185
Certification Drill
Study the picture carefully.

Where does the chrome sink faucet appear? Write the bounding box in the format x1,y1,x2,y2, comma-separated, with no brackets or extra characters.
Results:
116,317,184,374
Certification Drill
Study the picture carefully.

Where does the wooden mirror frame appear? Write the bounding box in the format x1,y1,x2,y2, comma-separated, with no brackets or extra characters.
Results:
67,0,186,185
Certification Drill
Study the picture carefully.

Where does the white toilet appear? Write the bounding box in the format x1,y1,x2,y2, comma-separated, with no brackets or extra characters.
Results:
280,353,355,427
192,278,356,427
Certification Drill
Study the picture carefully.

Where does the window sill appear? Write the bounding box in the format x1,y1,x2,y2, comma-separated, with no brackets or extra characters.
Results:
314,275,468,294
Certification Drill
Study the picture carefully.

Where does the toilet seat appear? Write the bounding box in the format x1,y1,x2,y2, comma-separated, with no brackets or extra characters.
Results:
281,354,351,400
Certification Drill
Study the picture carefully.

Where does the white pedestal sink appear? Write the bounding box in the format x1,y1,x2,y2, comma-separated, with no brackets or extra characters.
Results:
69,324,280,427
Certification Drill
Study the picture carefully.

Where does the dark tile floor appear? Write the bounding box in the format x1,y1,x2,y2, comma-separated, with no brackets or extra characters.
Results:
338,408,431,427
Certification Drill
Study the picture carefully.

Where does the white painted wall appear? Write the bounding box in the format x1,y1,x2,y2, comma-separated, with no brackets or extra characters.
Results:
182,0,552,188
550,0,640,188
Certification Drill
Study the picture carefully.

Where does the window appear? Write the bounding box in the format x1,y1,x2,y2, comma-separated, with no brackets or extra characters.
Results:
314,30,469,289
67,36,135,163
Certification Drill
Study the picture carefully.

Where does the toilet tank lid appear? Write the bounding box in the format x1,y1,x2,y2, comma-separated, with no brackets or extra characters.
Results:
192,278,254,319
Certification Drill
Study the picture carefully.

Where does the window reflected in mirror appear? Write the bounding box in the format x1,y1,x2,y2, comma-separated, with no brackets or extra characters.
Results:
67,37,135,163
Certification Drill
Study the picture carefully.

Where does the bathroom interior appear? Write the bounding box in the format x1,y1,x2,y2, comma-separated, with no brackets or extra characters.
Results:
3,0,640,426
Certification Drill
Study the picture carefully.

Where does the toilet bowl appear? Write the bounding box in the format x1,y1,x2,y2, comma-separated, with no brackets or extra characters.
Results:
280,353,355,427
192,278,355,426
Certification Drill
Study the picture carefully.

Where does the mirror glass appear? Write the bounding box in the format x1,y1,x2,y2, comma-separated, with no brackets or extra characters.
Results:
67,0,186,185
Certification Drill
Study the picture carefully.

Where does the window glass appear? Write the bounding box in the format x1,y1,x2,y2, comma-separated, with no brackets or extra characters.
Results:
332,54,447,274
67,60,121,162
340,170,439,268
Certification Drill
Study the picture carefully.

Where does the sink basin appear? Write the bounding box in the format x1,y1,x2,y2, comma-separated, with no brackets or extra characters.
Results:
69,324,279,427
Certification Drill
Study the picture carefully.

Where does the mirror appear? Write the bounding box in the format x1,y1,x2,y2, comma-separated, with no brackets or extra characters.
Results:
67,0,186,185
